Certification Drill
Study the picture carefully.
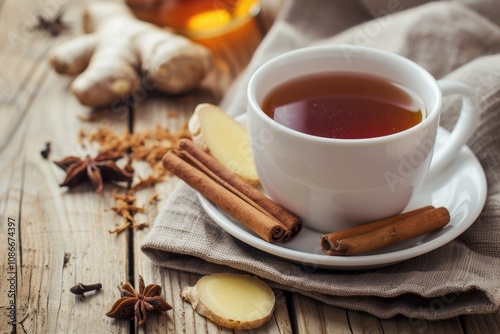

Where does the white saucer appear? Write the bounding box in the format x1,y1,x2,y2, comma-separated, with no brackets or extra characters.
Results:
198,117,487,270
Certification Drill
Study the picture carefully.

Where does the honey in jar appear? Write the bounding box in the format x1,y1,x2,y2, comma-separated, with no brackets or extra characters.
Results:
126,0,261,39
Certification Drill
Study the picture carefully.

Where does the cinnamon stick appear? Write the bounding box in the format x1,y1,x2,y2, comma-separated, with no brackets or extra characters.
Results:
175,149,294,240
179,139,302,237
320,205,434,251
162,148,294,243
321,207,450,256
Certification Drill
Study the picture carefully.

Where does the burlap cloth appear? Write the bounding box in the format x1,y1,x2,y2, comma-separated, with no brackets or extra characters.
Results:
142,0,500,319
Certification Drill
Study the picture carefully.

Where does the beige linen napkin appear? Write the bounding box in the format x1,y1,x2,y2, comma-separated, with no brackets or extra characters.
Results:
142,0,500,319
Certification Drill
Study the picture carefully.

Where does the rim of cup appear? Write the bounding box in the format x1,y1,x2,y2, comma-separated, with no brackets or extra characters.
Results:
247,45,442,146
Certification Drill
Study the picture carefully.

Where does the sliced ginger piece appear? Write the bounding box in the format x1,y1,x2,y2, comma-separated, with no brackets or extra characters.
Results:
180,273,275,330
188,103,259,185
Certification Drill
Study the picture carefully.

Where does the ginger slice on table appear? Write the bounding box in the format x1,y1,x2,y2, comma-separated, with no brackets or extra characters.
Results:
49,2,212,107
181,273,275,330
188,103,260,185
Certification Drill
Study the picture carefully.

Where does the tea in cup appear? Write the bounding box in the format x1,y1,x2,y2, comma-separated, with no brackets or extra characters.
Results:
261,72,424,139
247,45,478,233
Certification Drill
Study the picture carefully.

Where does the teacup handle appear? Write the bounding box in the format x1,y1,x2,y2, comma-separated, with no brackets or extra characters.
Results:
427,80,479,179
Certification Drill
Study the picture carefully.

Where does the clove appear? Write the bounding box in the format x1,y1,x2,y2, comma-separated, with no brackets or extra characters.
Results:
32,12,69,36
40,142,51,159
70,283,102,297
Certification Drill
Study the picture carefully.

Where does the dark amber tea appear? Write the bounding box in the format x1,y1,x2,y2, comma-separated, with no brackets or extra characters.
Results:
262,73,424,139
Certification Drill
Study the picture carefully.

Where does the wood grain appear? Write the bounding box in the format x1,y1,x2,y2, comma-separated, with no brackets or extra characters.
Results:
1,0,500,333
290,294,352,334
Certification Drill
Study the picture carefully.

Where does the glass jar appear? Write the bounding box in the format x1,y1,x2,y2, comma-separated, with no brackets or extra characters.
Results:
126,0,261,39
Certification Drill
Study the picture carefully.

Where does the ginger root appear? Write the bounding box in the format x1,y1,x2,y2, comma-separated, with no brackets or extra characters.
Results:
181,273,275,330
49,2,212,107
188,103,260,185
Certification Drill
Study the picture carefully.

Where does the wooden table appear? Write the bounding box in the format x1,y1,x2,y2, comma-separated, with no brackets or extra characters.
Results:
1,0,499,333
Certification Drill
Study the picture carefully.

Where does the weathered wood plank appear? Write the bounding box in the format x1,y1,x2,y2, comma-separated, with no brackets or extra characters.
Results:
291,294,471,334
380,315,464,334
132,96,195,333
129,12,294,333
462,310,500,334
346,309,384,334
290,294,353,334
0,0,85,149
0,1,132,331
0,71,131,333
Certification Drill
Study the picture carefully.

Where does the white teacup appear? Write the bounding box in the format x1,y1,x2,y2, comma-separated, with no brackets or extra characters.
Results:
247,45,478,233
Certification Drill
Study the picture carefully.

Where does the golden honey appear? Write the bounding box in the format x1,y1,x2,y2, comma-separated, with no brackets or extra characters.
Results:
126,0,261,38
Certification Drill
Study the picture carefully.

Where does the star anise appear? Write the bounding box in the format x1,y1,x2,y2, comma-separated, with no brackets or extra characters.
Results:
54,151,133,192
32,11,69,36
106,275,172,326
